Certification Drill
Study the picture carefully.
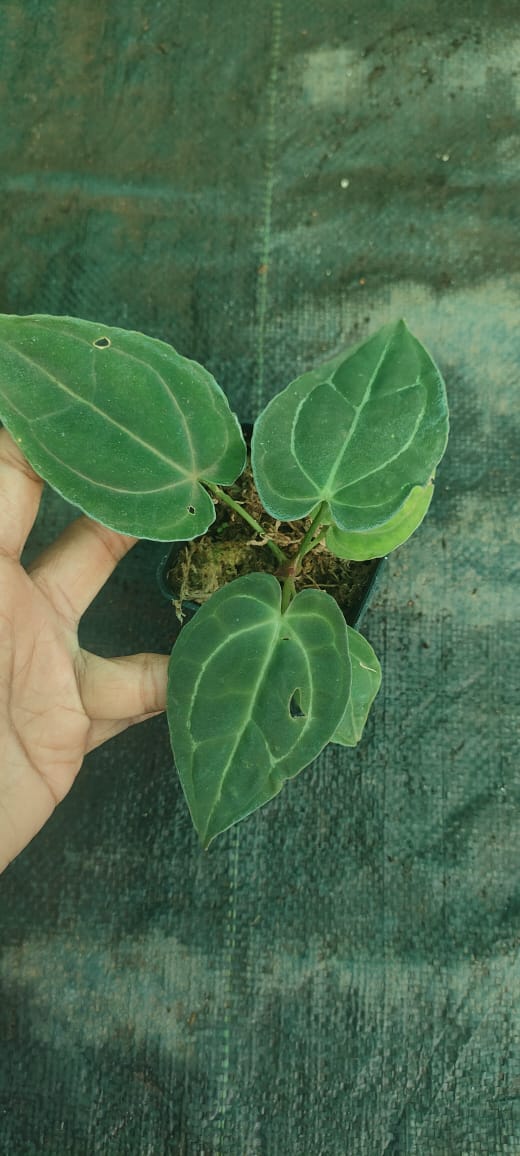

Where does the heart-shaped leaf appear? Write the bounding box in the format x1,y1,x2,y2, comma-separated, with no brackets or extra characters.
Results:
331,627,381,746
326,481,433,561
167,572,351,847
0,314,246,540
251,320,448,533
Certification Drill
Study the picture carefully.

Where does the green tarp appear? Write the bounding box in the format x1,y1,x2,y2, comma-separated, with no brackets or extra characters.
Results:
1,2,519,1152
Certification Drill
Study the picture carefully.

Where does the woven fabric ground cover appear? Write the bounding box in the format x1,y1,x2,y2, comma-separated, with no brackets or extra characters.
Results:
0,3,519,1153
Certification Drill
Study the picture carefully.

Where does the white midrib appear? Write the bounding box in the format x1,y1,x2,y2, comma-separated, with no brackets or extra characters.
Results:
284,332,397,504
321,330,395,500
195,614,280,843
1,337,196,479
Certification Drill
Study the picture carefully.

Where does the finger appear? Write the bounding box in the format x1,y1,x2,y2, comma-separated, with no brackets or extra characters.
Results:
85,710,165,755
0,428,44,559
27,514,139,624
77,649,169,721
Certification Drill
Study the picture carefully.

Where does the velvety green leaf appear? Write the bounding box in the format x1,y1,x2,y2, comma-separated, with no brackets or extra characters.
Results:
331,627,381,746
326,481,433,560
251,320,448,532
0,313,246,540
167,572,351,847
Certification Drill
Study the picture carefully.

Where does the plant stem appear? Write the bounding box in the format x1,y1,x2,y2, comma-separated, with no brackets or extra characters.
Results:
281,576,296,613
292,501,330,572
203,481,288,563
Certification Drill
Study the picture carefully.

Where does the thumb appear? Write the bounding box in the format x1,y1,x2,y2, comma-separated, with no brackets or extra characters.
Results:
77,648,170,721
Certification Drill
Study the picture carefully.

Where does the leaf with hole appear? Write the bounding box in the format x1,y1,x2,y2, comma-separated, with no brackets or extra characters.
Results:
167,572,351,847
331,627,382,746
0,313,246,539
251,319,448,533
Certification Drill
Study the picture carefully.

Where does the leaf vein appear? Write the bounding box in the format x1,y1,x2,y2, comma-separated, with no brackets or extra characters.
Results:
199,619,281,841
1,339,193,477
324,327,396,496
333,395,426,493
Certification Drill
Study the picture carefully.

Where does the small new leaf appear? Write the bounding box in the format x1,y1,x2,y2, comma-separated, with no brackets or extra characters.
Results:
326,482,434,561
331,627,381,746
167,573,351,847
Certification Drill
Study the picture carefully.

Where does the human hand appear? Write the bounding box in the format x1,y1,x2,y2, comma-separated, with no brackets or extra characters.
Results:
0,428,169,873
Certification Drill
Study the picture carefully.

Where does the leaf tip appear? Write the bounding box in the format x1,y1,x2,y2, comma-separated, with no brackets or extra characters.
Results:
199,824,215,851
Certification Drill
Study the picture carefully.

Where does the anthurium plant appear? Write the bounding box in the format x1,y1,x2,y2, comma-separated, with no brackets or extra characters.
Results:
0,315,449,847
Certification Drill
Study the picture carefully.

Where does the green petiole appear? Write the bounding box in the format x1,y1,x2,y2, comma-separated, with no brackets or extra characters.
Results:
203,480,288,564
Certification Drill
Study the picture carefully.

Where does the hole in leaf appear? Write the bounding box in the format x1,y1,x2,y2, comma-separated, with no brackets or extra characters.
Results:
93,337,111,348
289,692,305,719
187,505,195,514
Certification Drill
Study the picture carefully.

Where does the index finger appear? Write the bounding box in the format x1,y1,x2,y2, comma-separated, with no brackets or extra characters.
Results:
27,514,138,625
0,427,44,560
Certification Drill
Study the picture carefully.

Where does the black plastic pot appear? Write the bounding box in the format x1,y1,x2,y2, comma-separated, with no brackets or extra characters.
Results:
156,422,385,631
157,542,384,630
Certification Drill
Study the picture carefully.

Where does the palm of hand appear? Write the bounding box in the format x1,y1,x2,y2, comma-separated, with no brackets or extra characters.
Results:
0,553,91,825
0,430,169,872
